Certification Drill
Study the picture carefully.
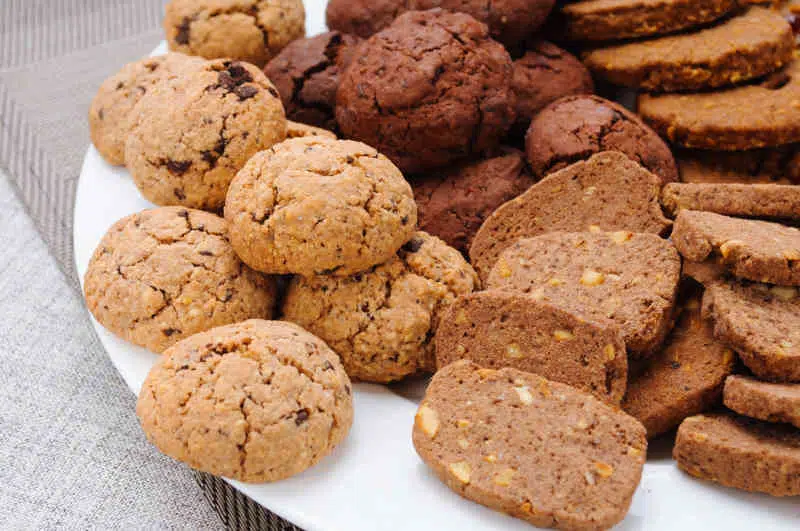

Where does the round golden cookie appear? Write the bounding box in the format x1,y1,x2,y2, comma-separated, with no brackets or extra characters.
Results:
225,137,417,277
89,53,204,166
282,232,479,383
164,0,305,67
125,59,287,210
83,207,278,353
137,319,353,483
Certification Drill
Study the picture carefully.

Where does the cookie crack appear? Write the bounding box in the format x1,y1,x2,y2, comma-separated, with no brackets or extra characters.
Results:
291,32,344,111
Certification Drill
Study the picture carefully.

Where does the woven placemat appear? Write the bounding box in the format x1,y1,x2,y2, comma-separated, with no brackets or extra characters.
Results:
0,1,300,529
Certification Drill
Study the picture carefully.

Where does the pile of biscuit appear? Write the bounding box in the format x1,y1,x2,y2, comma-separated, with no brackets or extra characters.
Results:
83,0,800,528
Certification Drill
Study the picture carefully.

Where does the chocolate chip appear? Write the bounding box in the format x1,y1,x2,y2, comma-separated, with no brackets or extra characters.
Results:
322,360,334,371
361,302,370,312
267,86,280,98
199,250,214,256
221,289,234,302
670,361,681,370
166,160,192,175
174,188,186,200
234,85,259,100
163,328,180,337
175,17,191,45
227,63,252,83
97,108,104,120
403,237,424,253
787,14,800,36
345,384,351,395
177,209,189,219
400,215,409,225
295,409,310,425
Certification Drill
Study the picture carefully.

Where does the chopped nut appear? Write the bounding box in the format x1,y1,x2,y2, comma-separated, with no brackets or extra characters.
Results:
722,349,735,365
553,329,575,341
548,278,564,286
580,269,605,286
719,240,742,258
506,343,523,359
691,432,708,443
456,344,466,355
611,231,633,244
780,340,793,349
454,309,469,325
604,344,616,361
514,385,534,405
770,286,797,301
584,470,596,485
627,446,643,458
594,462,614,478
477,368,496,379
576,418,589,430
529,288,545,301
484,454,497,463
416,405,440,438
783,249,800,261
449,461,471,484
588,224,602,233
583,186,597,196
456,419,471,429
537,378,551,398
494,468,516,487
457,438,470,450
496,259,512,278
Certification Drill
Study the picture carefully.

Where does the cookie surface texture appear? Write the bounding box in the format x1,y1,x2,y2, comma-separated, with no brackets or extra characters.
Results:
724,375,800,429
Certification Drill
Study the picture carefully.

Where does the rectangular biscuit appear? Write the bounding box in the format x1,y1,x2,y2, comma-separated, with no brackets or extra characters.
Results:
662,183,800,219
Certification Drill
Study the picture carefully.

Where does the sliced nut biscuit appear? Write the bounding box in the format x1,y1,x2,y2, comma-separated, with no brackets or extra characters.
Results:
639,60,800,150
470,151,671,283
663,183,800,220
525,95,678,184
487,232,681,356
672,210,800,286
677,146,800,185
89,53,204,166
137,320,353,483
702,281,800,382
225,137,417,278
682,260,728,285
413,361,647,531
285,121,336,140
674,413,800,497
413,147,535,256
623,295,736,438
435,291,627,404
83,208,278,353
282,232,478,383
584,7,794,92
562,0,737,42
125,59,287,211
724,375,800,428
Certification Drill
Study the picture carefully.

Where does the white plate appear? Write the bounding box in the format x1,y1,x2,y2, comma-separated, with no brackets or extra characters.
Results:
73,4,800,530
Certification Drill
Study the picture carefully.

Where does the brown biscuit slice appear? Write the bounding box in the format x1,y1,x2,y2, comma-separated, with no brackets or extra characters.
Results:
622,295,736,438
724,375,800,428
639,60,800,150
413,147,535,256
682,260,728,285
435,291,627,404
677,146,800,185
672,210,800,286
413,361,647,531
487,232,681,356
662,183,800,220
702,281,800,382
562,0,737,42
583,8,794,92
470,151,671,283
674,413,800,497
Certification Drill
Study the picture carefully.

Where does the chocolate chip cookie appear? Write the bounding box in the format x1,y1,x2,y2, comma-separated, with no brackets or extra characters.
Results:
282,232,478,383
225,137,417,278
137,319,353,482
164,0,305,67
412,147,534,256
525,95,678,184
125,59,287,211
583,7,794,92
89,52,205,166
336,9,516,174
413,361,647,531
264,31,361,131
83,207,278,353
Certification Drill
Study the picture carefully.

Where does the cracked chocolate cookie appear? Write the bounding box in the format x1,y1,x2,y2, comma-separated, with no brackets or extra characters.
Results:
470,152,671,283
562,0,737,42
282,232,479,383
677,146,800,185
511,41,594,136
639,60,800,150
89,53,204,166
335,9,516,174
125,59,286,211
325,0,555,49
136,319,353,483
413,361,647,531
264,31,361,131
83,207,278,353
164,0,305,67
487,232,681,356
724,375,800,429
525,95,678,184
412,147,534,256
583,7,794,92
225,137,417,278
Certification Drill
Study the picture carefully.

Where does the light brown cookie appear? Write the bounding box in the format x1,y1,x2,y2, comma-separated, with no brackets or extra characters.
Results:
435,290,628,404
83,207,277,353
413,361,647,531
89,53,204,166
702,281,800,382
225,137,417,278
676,146,800,185
487,232,681,356
583,7,794,92
282,232,478,383
672,210,800,286
662,183,800,220
622,294,736,438
724,375,800,428
674,413,800,497
125,59,287,211
470,151,671,283
137,319,353,483
164,0,305,67
285,121,337,140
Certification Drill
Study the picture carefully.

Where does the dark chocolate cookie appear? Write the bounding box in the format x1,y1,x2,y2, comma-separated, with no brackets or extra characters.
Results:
335,9,516,174
263,31,360,131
